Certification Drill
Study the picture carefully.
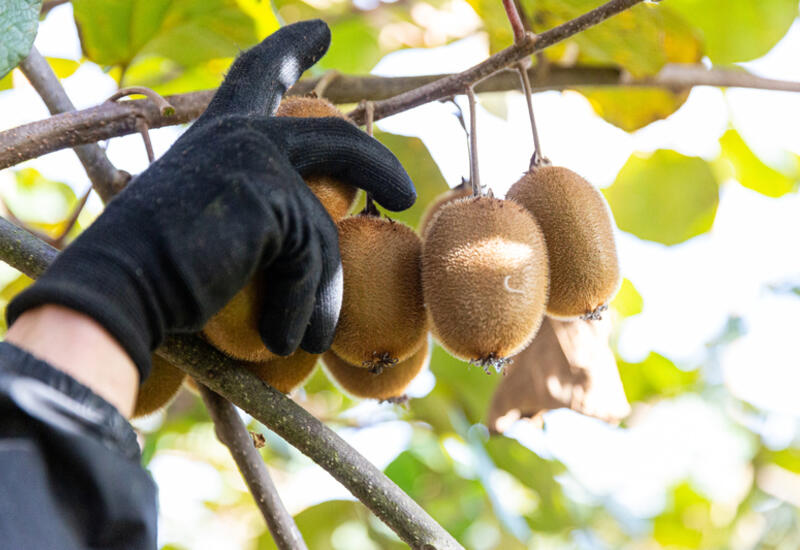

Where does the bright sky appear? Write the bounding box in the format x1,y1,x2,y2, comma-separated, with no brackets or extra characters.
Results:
3,3,800,548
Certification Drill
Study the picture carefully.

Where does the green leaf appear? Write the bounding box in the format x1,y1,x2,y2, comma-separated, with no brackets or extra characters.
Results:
667,0,798,65
484,436,573,533
764,448,800,474
604,150,719,245
617,352,698,403
0,0,41,78
652,482,711,549
0,70,13,90
354,131,449,231
718,129,797,198
73,0,256,69
317,18,381,75
611,278,643,318
6,168,77,224
46,57,80,79
409,345,502,430
385,449,488,540
258,500,405,550
580,87,689,132
468,1,701,76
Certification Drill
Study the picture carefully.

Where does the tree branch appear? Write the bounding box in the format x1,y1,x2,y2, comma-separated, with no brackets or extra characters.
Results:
0,221,464,550
347,0,646,123
18,47,129,203
3,60,799,172
199,385,308,550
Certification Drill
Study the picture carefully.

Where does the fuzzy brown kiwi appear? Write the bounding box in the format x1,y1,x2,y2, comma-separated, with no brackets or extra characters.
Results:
202,97,359,359
323,339,429,400
247,350,319,394
277,97,359,218
331,215,428,371
202,281,276,362
133,356,187,418
422,196,549,370
506,166,620,319
418,180,472,238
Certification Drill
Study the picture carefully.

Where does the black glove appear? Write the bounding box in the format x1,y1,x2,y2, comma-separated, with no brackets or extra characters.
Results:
7,20,416,379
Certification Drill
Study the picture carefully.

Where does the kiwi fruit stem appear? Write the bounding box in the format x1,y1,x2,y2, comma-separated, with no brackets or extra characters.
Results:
466,87,482,197
516,62,548,168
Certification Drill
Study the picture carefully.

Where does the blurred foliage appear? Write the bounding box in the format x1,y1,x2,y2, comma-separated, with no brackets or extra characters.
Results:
605,150,720,245
618,352,699,403
1,1,799,549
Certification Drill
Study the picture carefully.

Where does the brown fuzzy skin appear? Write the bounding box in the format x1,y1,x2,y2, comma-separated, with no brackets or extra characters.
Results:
203,96,360,361
247,350,319,394
418,182,472,238
133,356,187,418
506,166,620,319
276,96,342,118
202,281,276,362
332,216,428,368
322,340,429,400
422,196,549,365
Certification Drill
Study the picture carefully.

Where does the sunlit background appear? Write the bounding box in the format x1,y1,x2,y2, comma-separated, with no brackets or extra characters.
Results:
1,1,800,548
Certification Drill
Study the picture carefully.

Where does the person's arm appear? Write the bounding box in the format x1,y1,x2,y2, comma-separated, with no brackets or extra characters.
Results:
6,305,138,417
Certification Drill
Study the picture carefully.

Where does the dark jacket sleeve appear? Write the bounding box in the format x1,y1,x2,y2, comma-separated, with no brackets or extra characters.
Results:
0,342,157,550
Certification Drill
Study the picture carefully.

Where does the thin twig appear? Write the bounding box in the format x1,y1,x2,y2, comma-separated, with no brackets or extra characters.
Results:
135,118,155,164
108,86,175,117
312,70,340,99
0,224,464,550
466,88,481,197
5,62,800,170
502,0,527,43
52,187,91,248
361,101,379,216
17,47,129,203
198,384,308,550
40,0,70,16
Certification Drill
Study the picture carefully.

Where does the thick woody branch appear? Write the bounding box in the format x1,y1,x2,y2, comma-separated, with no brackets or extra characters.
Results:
3,60,799,171
18,47,129,202
0,222,464,550
199,385,308,550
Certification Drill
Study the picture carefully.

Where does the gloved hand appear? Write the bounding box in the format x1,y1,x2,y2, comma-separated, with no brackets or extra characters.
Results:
7,20,415,380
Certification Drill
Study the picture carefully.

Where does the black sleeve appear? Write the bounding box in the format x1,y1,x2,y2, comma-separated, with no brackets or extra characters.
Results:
0,342,157,550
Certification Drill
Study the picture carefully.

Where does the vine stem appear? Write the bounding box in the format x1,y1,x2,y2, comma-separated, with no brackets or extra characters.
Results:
466,88,481,197
198,385,308,550
0,221,464,550
17,46,129,202
361,101,379,216
4,63,800,170
502,0,527,43
517,63,546,167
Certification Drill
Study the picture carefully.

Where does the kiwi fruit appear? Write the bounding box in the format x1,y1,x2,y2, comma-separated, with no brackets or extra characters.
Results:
202,281,276,362
133,355,187,418
506,166,620,319
331,215,428,371
247,350,319,394
203,96,359,360
323,339,429,400
422,196,549,369
418,180,472,238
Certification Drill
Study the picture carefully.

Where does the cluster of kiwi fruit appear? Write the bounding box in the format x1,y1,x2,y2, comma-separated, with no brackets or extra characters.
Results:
133,96,428,417
132,94,621,418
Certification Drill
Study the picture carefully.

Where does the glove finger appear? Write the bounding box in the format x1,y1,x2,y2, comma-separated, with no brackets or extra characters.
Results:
267,117,417,212
257,201,323,356
299,204,342,353
196,20,331,126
